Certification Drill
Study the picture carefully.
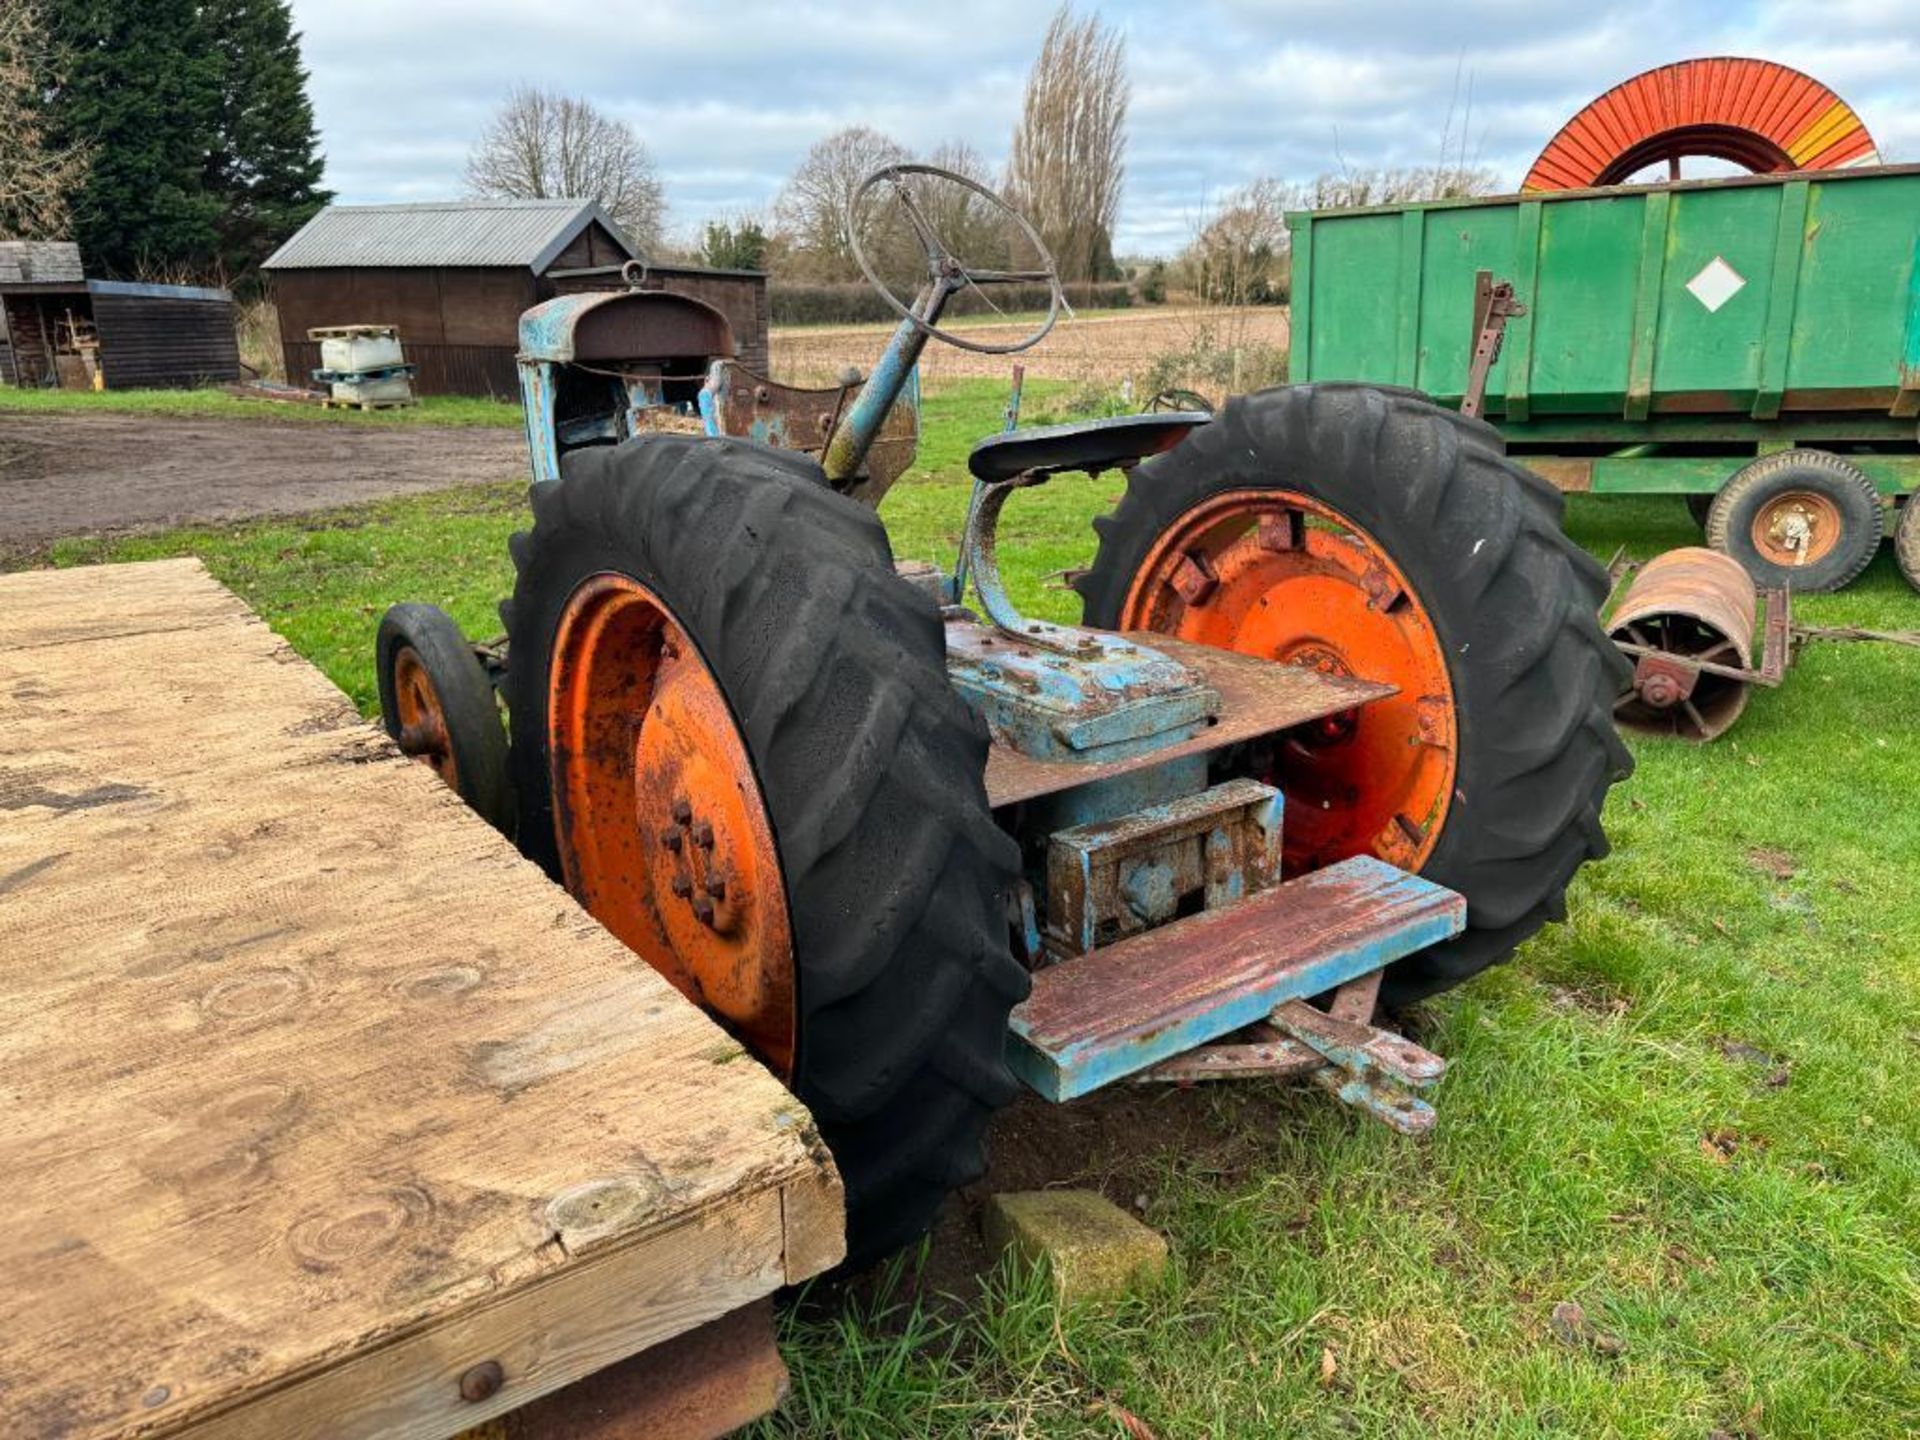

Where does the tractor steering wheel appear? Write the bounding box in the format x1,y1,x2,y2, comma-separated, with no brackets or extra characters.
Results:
847,163,1064,357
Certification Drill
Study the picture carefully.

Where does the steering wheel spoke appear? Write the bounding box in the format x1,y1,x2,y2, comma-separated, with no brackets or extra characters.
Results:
881,169,948,268
957,268,1056,284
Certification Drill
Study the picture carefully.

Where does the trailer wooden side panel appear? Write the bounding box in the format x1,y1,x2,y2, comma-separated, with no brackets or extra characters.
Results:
0,559,843,1440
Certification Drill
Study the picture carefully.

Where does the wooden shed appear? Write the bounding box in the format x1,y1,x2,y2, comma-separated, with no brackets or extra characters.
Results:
0,243,239,391
263,202,770,398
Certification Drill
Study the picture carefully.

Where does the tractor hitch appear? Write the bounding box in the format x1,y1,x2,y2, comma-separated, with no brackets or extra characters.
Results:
1135,970,1446,1135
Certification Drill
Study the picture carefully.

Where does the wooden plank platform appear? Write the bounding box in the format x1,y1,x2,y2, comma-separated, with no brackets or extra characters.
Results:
0,559,843,1440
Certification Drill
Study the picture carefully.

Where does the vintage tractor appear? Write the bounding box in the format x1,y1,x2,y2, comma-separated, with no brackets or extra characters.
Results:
377,166,1632,1261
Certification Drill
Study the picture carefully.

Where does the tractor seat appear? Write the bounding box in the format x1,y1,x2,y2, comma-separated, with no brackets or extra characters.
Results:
967,412,1211,483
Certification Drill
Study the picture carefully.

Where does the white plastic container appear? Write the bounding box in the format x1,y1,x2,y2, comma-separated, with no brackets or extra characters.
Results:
311,325,404,376
329,373,415,407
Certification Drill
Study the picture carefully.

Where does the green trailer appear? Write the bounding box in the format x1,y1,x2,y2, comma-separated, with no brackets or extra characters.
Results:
1287,165,1920,591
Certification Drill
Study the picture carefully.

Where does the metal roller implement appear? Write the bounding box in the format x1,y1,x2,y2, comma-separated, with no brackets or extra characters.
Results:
1606,546,1789,741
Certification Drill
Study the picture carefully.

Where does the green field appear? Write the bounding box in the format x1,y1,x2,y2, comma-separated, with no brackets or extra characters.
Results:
25,380,1920,1437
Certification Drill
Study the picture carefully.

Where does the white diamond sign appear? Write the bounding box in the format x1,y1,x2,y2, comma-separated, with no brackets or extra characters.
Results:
1686,256,1746,313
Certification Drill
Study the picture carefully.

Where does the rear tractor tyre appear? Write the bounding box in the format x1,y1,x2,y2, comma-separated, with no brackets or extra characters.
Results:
501,435,1028,1264
1075,383,1633,1006
1705,450,1882,593
376,603,513,834
1894,497,1920,594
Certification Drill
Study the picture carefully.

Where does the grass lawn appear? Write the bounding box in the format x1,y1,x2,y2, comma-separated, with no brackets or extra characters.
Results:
0,384,521,428
25,379,1920,1436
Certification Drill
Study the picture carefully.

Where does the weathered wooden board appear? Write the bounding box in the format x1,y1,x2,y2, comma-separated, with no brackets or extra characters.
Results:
0,559,843,1440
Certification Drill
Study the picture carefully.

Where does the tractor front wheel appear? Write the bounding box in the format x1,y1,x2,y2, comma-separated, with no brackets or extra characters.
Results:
1076,384,1632,1005
376,602,513,834
501,435,1028,1263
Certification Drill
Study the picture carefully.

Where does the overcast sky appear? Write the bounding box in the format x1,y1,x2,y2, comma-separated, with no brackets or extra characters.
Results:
287,0,1919,257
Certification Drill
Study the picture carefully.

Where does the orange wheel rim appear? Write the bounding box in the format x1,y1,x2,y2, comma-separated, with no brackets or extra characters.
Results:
392,648,459,790
1119,491,1456,874
548,574,796,1076
1751,490,1842,567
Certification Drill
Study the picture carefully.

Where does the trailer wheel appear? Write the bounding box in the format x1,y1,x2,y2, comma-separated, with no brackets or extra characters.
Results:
1894,498,1920,594
501,435,1027,1264
376,603,513,833
1705,450,1882,592
1075,384,1632,1005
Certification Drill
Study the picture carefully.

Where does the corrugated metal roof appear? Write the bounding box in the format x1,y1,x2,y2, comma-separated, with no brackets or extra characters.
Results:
261,200,637,272
0,242,84,285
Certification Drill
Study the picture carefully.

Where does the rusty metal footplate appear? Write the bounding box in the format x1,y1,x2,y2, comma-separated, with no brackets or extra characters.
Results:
984,634,1393,809
1006,855,1464,1101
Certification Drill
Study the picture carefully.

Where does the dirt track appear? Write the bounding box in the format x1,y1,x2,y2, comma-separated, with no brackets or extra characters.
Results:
0,412,526,556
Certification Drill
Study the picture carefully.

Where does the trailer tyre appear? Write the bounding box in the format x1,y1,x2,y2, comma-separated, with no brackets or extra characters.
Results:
1705,450,1882,593
1076,384,1632,1005
376,603,513,834
502,435,1028,1265
1894,498,1920,594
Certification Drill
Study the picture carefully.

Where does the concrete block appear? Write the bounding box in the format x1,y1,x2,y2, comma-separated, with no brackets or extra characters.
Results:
983,1189,1169,1303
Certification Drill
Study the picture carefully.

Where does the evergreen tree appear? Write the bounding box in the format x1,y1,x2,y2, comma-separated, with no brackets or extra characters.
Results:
43,0,222,275
200,0,328,285
699,218,768,272
42,0,326,282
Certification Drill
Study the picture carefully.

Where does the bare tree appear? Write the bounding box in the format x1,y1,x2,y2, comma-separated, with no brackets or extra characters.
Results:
1004,5,1128,283
0,0,89,239
1300,165,1500,209
1183,177,1290,306
771,126,907,282
466,85,666,253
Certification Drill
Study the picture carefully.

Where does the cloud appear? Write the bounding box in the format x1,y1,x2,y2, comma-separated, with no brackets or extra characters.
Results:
288,0,1918,255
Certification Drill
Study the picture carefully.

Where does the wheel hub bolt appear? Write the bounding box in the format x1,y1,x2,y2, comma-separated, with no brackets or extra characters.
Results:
692,821,715,849
705,876,726,900
670,874,692,899
659,826,683,852
1641,674,1681,708
692,896,716,925
670,797,692,824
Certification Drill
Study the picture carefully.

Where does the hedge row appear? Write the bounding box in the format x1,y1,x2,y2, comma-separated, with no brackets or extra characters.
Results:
770,281,1135,327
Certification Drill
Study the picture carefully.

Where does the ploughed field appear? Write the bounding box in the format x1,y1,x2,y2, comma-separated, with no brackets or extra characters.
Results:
770,306,1291,390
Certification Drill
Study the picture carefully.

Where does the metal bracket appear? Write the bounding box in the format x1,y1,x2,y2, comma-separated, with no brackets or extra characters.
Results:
1138,973,1447,1136
1462,270,1527,420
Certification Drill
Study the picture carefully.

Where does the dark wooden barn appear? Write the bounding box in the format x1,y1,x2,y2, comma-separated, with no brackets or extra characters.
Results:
263,202,770,398
0,243,239,390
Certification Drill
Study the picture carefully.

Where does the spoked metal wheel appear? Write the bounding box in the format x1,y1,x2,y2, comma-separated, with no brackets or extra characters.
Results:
546,574,796,1075
1116,489,1456,876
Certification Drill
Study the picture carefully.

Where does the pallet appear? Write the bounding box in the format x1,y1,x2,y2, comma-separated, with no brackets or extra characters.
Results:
0,560,843,1440
321,395,417,411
